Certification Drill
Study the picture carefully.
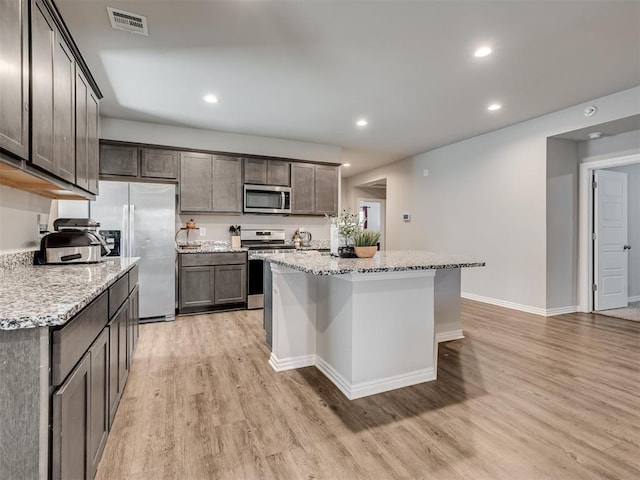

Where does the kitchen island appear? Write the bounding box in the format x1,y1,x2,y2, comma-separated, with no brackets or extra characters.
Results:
0,256,140,480
260,250,484,400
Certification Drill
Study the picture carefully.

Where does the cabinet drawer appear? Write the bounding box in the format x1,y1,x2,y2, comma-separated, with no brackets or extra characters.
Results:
128,265,138,293
109,274,129,319
51,292,108,387
180,252,246,267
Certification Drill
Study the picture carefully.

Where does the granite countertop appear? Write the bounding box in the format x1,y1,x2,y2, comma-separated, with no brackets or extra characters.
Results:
176,245,248,254
0,257,139,330
257,250,485,276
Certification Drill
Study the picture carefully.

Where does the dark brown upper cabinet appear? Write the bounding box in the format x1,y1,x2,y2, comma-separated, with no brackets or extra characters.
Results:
31,0,76,183
180,153,242,214
75,68,99,194
314,165,339,216
291,163,338,216
99,143,139,177
0,0,29,160
140,148,179,180
99,142,179,182
243,158,290,186
0,0,101,199
179,152,213,212
291,163,316,215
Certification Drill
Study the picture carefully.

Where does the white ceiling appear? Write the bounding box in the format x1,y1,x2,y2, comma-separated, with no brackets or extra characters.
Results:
56,0,640,177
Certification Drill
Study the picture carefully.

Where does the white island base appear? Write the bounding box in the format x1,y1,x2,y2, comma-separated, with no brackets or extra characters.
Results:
268,264,463,400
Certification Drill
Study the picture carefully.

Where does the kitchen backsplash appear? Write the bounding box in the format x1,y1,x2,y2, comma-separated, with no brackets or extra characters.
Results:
176,214,331,244
0,185,53,253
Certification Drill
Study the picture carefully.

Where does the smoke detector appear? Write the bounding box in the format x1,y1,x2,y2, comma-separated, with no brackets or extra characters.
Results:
583,105,598,117
107,7,148,36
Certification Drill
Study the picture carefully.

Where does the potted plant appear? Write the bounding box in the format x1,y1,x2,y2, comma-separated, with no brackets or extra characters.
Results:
327,210,360,257
353,229,381,258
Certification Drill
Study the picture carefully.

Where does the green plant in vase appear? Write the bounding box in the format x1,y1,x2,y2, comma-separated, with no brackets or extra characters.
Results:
353,229,381,258
354,229,381,246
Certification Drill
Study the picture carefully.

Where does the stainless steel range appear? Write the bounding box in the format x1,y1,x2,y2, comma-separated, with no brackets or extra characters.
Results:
241,228,295,309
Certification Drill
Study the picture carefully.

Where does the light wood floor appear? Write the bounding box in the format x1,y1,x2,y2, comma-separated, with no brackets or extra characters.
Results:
96,300,640,480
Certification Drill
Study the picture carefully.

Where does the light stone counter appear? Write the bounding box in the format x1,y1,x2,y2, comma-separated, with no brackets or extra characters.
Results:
0,257,139,330
176,246,248,254
257,250,485,275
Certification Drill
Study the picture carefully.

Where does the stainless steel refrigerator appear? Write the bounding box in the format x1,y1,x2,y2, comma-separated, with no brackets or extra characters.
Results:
61,181,177,322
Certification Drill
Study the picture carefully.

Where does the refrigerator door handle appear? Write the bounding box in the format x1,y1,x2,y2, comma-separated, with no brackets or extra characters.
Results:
122,205,129,258
129,204,135,256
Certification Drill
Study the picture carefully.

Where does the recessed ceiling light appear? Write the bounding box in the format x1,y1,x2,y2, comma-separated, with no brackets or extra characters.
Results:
356,119,368,127
487,103,502,111
342,163,351,167
474,46,492,58
203,94,219,104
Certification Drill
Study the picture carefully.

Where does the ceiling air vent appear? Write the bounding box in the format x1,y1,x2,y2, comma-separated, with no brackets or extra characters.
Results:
107,7,148,36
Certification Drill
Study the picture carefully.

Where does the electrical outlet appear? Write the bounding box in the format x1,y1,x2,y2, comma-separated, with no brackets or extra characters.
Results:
200,227,206,237
402,213,411,222
423,169,429,177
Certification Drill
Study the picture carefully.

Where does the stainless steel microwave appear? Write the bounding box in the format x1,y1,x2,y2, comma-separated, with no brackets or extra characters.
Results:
244,184,292,214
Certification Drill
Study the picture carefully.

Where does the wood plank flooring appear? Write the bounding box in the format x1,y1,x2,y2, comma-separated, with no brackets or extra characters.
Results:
96,300,640,479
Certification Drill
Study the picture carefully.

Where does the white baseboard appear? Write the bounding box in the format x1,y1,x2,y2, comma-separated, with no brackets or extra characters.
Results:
461,292,578,317
545,306,579,316
314,356,352,398
269,353,315,372
316,356,436,400
436,329,464,343
629,295,640,303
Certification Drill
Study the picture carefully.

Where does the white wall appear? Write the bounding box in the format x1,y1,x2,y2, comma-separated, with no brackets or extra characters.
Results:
343,86,640,313
579,130,640,162
546,138,579,310
101,118,343,241
100,117,342,164
0,185,52,253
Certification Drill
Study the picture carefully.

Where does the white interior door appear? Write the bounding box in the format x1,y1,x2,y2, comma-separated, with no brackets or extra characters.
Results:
594,170,628,310
358,198,386,250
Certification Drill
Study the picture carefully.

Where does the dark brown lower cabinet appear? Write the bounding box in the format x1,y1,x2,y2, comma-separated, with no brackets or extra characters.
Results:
178,252,247,313
49,266,139,480
179,265,215,309
214,264,247,304
128,285,139,369
52,351,90,480
108,300,129,427
88,329,109,479
51,325,111,480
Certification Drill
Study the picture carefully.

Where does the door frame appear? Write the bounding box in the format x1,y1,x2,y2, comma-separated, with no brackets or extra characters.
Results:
578,153,639,312
357,197,386,251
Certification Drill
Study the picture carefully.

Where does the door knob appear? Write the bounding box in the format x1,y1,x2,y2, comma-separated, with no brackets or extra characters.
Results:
624,245,631,250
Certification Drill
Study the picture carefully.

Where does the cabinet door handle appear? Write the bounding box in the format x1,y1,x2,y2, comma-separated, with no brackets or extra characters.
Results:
24,102,29,112
624,245,631,250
